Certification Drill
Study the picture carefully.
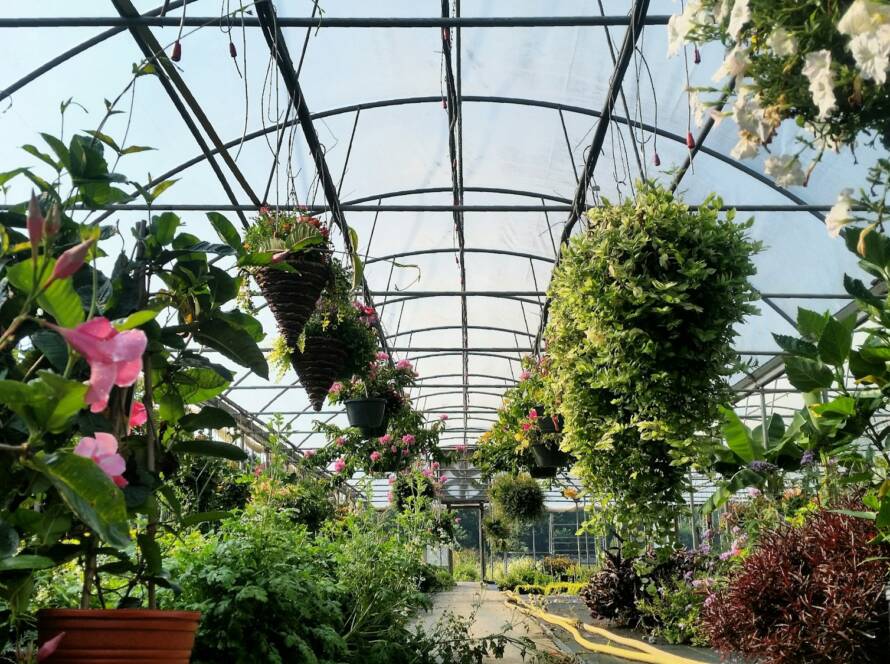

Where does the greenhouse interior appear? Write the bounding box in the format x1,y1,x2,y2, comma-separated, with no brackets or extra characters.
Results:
1,1,890,662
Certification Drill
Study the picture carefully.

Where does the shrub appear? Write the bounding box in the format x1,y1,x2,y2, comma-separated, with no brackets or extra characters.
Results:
580,550,640,627
417,563,455,593
635,577,709,647
540,555,575,579
489,474,546,524
453,549,481,582
701,504,890,663
493,557,550,591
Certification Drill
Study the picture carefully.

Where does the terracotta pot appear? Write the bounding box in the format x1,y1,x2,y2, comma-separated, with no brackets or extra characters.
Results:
37,609,200,663
254,248,331,348
291,335,350,410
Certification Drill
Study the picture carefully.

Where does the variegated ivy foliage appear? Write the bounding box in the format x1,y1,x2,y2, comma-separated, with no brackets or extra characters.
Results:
707,225,890,541
544,183,759,537
0,128,283,618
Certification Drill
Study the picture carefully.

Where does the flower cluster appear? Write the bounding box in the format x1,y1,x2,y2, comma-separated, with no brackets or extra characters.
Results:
242,207,329,253
352,300,379,327
327,353,417,408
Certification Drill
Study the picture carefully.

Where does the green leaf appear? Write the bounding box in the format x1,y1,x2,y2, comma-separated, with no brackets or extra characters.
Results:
40,133,71,171
0,555,55,571
32,372,88,433
22,144,60,172
844,274,883,308
702,468,763,513
797,308,829,343
194,316,269,380
877,495,890,530
157,389,185,423
31,329,69,371
181,511,230,527
215,309,264,342
784,356,834,393
137,532,162,576
772,334,817,359
172,366,231,404
348,225,363,288
849,349,887,381
27,451,130,548
751,413,784,450
0,521,19,558
0,167,29,188
6,257,85,327
169,439,248,461
206,212,243,256
811,395,856,417
150,179,178,202
719,405,760,463
830,509,876,520
84,130,121,154
114,309,159,331
817,317,853,366
178,406,236,432
120,145,154,155
151,212,179,246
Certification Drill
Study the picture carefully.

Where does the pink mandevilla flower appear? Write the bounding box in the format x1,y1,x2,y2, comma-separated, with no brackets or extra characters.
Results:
370,451,382,462
51,317,147,413
335,436,346,447
328,382,343,394
376,351,390,361
50,238,95,283
74,432,128,487
391,445,398,453
27,193,44,249
333,457,347,473
519,370,531,381
401,434,415,445
379,434,392,445
528,408,538,419
396,359,413,371
304,449,316,458
128,401,147,429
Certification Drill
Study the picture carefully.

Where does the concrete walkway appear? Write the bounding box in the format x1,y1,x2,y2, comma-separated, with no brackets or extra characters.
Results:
418,582,568,662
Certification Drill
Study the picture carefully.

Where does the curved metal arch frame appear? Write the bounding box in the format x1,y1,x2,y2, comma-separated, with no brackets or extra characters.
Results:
403,351,523,364
367,246,555,266
388,324,535,340
377,292,543,308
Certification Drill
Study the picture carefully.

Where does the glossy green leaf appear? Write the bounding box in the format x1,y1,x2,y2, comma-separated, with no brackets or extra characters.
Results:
0,555,55,571
137,533,162,576
151,212,179,246
181,511,230,527
784,356,834,393
206,212,243,256
702,468,763,514
169,439,248,461
150,179,177,202
719,405,760,463
796,308,829,343
114,309,159,331
0,167,29,188
31,329,69,371
817,317,852,366
772,333,817,359
28,451,130,549
6,257,85,327
178,406,236,432
32,371,88,433
194,316,268,380
40,133,70,171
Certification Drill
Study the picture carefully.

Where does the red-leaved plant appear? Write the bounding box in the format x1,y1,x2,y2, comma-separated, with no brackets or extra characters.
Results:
701,501,890,663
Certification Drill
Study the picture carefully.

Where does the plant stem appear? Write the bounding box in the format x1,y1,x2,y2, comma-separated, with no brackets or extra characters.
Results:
80,533,97,610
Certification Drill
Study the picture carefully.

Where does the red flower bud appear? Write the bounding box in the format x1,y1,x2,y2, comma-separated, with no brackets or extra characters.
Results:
171,40,182,62
51,238,95,282
27,193,45,249
229,41,237,58
271,251,288,264
653,152,662,167
693,47,701,64
686,131,696,149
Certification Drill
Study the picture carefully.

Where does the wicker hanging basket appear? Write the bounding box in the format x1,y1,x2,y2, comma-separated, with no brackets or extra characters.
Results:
254,248,331,348
292,334,350,410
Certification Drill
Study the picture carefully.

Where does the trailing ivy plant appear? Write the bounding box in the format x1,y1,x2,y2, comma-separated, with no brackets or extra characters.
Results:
544,182,759,535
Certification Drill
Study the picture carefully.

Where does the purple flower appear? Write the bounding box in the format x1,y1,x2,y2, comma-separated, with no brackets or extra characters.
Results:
801,450,815,466
747,487,762,498
748,460,778,474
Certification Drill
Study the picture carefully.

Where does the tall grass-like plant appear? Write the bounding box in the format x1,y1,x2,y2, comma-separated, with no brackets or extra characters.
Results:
545,183,759,534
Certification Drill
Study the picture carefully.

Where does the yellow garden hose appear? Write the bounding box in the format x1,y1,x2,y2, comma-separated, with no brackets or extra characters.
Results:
504,592,709,664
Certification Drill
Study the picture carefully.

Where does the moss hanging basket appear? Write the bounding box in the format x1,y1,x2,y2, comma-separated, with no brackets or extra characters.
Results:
292,335,350,411
254,248,331,348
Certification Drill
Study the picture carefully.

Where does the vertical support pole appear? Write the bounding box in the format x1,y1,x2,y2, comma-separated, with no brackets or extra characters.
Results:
575,504,582,565
548,512,554,555
478,503,485,582
531,520,536,561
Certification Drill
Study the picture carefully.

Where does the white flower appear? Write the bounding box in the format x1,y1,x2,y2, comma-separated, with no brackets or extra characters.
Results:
727,0,751,41
766,28,797,57
838,0,890,38
764,154,806,187
849,26,890,83
732,92,763,135
687,88,707,126
801,50,836,119
826,189,855,238
667,13,692,57
712,46,749,81
730,133,760,159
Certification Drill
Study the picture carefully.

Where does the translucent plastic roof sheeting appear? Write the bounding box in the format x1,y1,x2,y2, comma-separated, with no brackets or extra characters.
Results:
0,0,879,453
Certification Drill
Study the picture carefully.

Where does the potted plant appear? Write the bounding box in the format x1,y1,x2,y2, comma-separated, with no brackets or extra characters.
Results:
328,353,418,436
0,127,262,661
241,208,332,349
488,474,545,525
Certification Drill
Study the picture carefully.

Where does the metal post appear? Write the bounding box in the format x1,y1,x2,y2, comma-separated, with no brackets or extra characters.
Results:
575,505,582,565
548,512,554,555
478,503,485,583
689,471,699,550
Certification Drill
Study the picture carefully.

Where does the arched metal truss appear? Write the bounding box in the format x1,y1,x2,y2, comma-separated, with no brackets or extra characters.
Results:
0,1,850,451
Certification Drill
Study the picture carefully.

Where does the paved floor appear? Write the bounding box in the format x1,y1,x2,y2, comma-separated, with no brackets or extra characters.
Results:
418,582,568,662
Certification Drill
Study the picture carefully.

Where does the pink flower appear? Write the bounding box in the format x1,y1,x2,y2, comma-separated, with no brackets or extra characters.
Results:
363,306,376,316
304,449,316,458
328,382,342,394
335,436,346,447
519,370,531,381
401,448,410,456
747,487,762,498
521,422,532,431
253,464,265,477
74,432,127,487
333,457,346,473
528,408,538,419
422,468,434,478
376,351,390,361
401,434,415,445
50,238,95,282
431,461,439,470
439,476,448,484
438,414,448,421
27,193,44,249
455,444,467,453
454,517,461,524
370,451,382,462
37,632,66,662
379,434,392,444
391,445,398,453
51,318,147,413
271,251,288,263
128,401,147,429
396,359,413,371
388,475,396,485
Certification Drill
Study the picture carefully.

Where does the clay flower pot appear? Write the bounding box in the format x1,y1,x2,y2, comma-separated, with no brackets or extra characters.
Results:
253,248,330,348
292,335,349,410
344,398,387,429
37,609,200,663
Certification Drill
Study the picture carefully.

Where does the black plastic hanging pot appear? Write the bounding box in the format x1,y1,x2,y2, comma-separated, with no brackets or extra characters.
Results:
360,415,390,439
345,398,387,429
533,405,564,434
530,440,571,469
528,465,558,479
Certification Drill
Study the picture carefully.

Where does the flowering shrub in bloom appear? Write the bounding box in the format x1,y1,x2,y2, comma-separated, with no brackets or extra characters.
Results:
327,353,417,412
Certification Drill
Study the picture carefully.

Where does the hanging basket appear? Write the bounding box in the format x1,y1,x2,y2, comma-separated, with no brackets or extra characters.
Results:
360,414,390,440
254,248,331,348
530,440,571,469
345,398,387,429
37,609,200,663
528,465,558,479
292,335,350,411
534,405,564,434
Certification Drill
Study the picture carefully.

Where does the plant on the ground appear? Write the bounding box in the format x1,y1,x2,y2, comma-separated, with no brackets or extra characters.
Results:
513,581,585,596
539,555,575,579
492,557,552,591
668,1,890,186
488,474,546,525
452,549,481,582
545,183,759,536
701,500,890,663
635,575,710,647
